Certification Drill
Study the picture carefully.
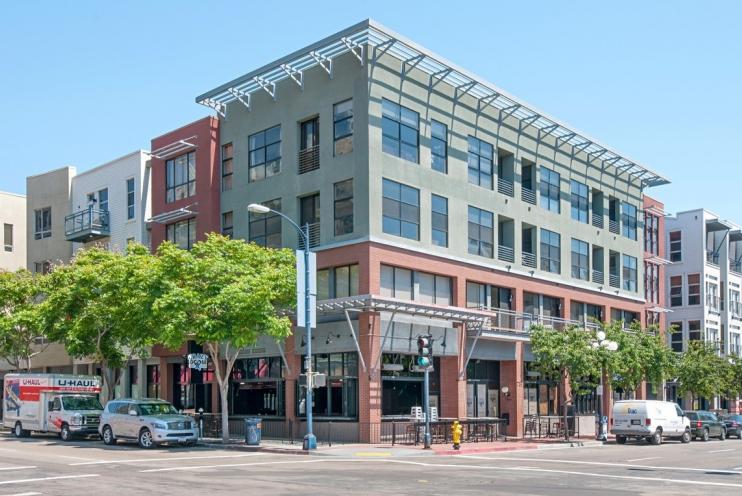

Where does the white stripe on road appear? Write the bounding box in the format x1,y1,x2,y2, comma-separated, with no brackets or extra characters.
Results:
626,457,660,462
140,459,328,473
0,474,98,486
0,492,42,496
0,469,35,473
70,453,261,466
707,449,735,454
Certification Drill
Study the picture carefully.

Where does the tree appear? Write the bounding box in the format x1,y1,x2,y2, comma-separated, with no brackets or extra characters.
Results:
638,325,678,399
600,321,645,395
0,270,48,371
154,234,295,442
40,244,160,399
676,341,726,407
720,354,742,401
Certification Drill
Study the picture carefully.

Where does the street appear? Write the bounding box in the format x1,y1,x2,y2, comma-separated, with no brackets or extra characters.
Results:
1,434,742,495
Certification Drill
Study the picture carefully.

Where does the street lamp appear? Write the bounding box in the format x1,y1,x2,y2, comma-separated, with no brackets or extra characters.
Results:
591,331,618,441
248,203,317,451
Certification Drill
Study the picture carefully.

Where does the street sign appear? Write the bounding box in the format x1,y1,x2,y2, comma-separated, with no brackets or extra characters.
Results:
411,365,434,373
298,372,326,389
295,250,317,329
187,353,208,371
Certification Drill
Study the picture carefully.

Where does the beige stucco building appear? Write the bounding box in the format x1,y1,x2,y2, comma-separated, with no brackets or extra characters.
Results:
0,191,26,271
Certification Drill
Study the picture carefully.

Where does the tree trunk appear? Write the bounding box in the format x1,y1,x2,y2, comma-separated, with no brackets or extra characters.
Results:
219,380,230,443
562,369,570,442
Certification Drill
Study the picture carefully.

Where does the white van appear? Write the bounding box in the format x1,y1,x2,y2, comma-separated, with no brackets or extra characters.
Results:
611,400,691,445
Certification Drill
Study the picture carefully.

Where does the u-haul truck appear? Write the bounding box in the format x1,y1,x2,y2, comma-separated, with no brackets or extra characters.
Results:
3,374,103,441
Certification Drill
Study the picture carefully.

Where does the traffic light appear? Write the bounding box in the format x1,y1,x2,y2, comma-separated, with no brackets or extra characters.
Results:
417,335,433,367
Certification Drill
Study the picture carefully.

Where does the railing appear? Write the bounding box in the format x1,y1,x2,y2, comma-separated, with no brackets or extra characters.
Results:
730,302,742,319
64,207,110,239
609,273,620,288
706,250,719,265
730,261,742,274
522,251,537,268
706,295,720,312
521,187,536,205
298,145,320,174
592,212,604,229
523,415,581,439
609,219,620,235
497,177,514,197
592,270,604,285
498,244,515,263
298,222,320,249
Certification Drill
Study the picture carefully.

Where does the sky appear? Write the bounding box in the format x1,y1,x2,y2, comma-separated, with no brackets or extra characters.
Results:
1,1,740,220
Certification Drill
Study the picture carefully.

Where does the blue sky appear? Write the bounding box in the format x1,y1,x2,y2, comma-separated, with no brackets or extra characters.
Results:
1,1,740,220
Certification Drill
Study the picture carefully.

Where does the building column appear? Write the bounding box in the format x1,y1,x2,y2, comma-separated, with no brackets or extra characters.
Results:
635,380,647,400
359,312,382,443
499,341,524,437
159,357,173,405
440,356,466,419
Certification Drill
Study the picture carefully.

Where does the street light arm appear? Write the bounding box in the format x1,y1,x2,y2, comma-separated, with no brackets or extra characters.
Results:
252,206,309,246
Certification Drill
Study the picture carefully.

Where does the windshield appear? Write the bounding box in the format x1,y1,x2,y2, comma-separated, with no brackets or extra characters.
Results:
62,396,103,411
138,403,179,416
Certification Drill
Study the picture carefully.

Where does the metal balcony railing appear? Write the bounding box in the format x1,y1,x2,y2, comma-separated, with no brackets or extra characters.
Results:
298,145,320,174
730,302,742,319
498,245,515,263
592,270,604,285
609,219,620,235
468,307,601,335
521,187,536,205
497,177,514,197
609,273,620,288
730,261,742,274
298,222,320,249
706,295,720,312
522,251,536,268
64,207,110,242
706,250,719,266
592,213,604,229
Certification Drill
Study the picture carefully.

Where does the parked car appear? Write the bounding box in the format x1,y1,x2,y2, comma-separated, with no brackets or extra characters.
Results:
99,398,198,448
720,414,742,439
685,410,727,441
611,400,691,445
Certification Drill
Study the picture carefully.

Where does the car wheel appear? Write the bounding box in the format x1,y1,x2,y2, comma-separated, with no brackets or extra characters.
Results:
13,422,25,438
702,428,710,442
60,424,72,442
737,430,742,439
138,428,156,449
650,429,662,445
719,429,726,441
681,429,691,444
102,425,116,446
616,435,627,444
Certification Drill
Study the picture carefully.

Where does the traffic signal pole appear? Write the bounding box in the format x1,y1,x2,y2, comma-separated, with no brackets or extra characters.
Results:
423,366,431,449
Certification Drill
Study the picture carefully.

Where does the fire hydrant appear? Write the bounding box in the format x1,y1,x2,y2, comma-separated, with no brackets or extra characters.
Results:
452,420,463,450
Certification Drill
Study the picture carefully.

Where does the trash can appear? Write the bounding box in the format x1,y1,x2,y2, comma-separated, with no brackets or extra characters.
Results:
244,417,262,446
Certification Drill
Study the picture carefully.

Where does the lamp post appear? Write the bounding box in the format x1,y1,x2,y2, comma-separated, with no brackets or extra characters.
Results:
591,330,618,441
248,203,316,450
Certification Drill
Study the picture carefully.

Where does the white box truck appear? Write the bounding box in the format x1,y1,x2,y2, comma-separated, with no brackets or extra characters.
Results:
3,373,103,441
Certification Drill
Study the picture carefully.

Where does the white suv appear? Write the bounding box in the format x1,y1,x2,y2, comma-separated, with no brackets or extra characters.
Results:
99,398,198,448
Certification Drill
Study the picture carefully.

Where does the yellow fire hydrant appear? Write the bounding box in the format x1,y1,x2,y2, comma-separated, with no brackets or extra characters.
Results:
452,420,463,450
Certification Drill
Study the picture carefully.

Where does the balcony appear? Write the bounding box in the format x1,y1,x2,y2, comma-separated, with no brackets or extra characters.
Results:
731,302,742,320
498,245,515,263
522,251,536,269
706,250,719,266
609,273,620,289
497,177,514,197
592,270,604,285
298,222,320,250
706,294,720,312
609,219,620,235
731,261,742,274
521,187,536,205
298,145,320,174
65,208,110,242
592,213,604,229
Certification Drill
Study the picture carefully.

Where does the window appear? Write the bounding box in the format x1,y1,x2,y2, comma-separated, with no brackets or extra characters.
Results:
248,125,281,182
298,353,358,418
34,261,51,274
380,265,452,305
670,276,683,307
334,179,353,235
166,151,196,203
688,320,701,341
670,322,683,352
381,99,419,163
571,238,589,281
622,255,638,292
222,211,233,238
540,229,561,273
165,218,196,250
126,237,134,245
146,365,160,398
669,231,682,262
126,178,135,220
540,167,560,213
232,357,284,417
431,194,448,247
34,207,52,239
333,99,353,155
468,206,494,258
430,120,448,173
644,212,659,255
222,143,233,191
570,180,588,223
249,199,281,248
3,224,12,252
317,264,360,300
382,178,419,240
621,203,637,240
97,188,108,213
687,274,701,305
467,136,494,189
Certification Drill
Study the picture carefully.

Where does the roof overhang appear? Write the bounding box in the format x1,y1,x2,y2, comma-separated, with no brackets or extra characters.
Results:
146,204,198,225
706,218,734,232
730,230,742,242
195,19,670,189
150,136,198,160
645,255,672,265
647,306,673,314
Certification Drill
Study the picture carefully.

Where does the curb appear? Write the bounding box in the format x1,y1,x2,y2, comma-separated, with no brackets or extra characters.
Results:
434,439,604,456
199,441,309,455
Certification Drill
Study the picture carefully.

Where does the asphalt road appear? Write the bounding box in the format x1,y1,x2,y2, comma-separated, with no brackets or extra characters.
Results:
1,433,742,495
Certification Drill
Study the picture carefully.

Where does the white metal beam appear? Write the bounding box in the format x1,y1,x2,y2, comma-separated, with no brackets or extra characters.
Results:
341,37,364,66
310,51,334,79
227,88,251,111
279,63,304,90
253,77,277,101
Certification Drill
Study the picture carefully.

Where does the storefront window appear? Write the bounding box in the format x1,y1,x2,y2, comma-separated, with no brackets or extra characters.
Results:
173,363,213,413
523,362,558,416
466,360,499,418
381,354,440,417
146,365,160,398
231,357,284,417
297,353,358,418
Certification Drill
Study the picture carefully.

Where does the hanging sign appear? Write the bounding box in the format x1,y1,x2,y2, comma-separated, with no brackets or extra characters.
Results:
187,353,209,371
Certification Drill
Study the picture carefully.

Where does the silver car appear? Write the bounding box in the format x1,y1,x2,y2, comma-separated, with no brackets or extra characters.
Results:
99,398,198,448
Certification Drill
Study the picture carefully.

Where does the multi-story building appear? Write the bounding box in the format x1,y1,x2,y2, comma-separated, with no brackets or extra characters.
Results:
190,19,670,441
665,208,742,412
0,191,26,271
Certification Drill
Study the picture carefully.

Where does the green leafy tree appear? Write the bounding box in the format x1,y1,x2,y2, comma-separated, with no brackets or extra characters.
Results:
154,234,295,442
639,325,678,398
40,244,160,399
676,340,726,407
720,354,742,400
0,270,48,371
601,321,645,395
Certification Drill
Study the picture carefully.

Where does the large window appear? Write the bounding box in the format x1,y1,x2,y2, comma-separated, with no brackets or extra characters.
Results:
165,218,196,250
166,151,196,203
34,207,51,239
468,206,494,258
467,136,494,189
380,265,452,306
670,322,683,352
222,143,233,191
669,231,682,262
570,180,588,223
126,178,135,220
644,212,659,255
334,179,353,235
688,320,701,341
431,194,448,247
540,229,561,274
317,264,360,300
221,211,233,239
571,238,589,281
622,255,638,292
248,125,281,182
382,354,440,416
298,353,358,418
382,178,419,240
670,276,683,307
431,120,448,173
622,203,638,240
333,99,353,155
687,274,701,305
249,199,281,248
539,167,560,213
381,99,419,163
3,224,12,252
231,357,284,417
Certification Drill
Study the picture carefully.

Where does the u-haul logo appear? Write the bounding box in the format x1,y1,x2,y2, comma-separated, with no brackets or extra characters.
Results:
21,378,44,386
56,379,98,387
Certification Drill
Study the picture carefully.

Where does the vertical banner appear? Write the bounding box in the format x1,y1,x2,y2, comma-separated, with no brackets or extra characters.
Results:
296,250,317,328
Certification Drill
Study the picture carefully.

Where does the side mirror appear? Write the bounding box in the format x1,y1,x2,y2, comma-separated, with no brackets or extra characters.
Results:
128,410,138,416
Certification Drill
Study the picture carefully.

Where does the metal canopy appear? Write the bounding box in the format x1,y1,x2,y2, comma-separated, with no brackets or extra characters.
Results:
196,19,670,188
150,136,197,160
706,218,734,232
730,230,742,242
146,203,198,225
